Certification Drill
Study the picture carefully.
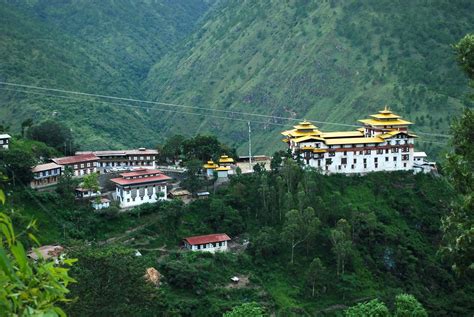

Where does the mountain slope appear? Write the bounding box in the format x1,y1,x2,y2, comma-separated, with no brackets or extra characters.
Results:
145,0,474,156
0,0,210,149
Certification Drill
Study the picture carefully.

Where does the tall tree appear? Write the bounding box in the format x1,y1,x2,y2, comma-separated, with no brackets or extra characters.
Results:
307,257,326,297
441,33,474,275
20,118,33,137
282,207,320,264
330,219,352,276
56,167,77,205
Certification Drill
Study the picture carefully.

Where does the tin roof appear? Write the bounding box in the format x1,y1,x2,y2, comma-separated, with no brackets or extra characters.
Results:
32,162,62,173
52,154,98,165
184,233,231,245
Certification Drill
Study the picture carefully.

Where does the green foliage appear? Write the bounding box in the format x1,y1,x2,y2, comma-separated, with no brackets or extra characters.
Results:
454,33,474,81
0,140,37,185
5,159,474,315
27,120,77,155
394,294,428,317
66,245,164,316
81,172,99,193
223,302,265,317
345,299,389,317
0,190,76,316
0,1,210,150
55,168,78,206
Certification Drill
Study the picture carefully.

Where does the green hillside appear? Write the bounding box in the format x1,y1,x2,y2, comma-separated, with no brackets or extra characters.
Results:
145,0,474,156
0,0,210,149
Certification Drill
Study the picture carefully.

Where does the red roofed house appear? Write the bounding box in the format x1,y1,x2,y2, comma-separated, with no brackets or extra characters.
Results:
110,168,171,208
52,154,99,177
30,163,63,189
183,233,231,253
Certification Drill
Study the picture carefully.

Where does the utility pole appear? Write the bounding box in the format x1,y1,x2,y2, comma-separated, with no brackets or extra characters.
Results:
248,121,252,168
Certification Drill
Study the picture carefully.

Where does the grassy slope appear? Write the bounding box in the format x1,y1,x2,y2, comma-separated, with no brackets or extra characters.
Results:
12,171,473,315
0,0,210,149
145,0,474,158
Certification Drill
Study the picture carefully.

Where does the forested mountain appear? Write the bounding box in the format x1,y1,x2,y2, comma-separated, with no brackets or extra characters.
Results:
145,0,474,155
0,0,211,149
1,0,473,155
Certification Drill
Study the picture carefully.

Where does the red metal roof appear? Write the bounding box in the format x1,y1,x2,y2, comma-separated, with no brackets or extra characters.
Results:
110,174,171,186
120,169,163,178
184,233,231,245
52,154,98,165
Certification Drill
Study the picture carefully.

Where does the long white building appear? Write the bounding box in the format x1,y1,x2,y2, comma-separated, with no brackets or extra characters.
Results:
76,148,158,173
111,168,171,208
282,108,421,174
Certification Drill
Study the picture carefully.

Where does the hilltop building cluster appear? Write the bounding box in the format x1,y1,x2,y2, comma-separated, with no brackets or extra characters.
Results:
25,147,167,209
282,108,436,174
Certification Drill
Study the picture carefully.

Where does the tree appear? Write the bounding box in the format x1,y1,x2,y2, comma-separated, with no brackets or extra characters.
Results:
454,33,474,83
0,146,36,185
223,302,265,317
394,294,428,317
21,118,34,137
345,299,389,317
82,172,100,195
440,33,474,275
0,187,76,316
282,207,320,264
159,134,185,163
28,120,76,155
181,159,204,194
56,167,78,204
330,219,352,276
307,257,326,297
248,227,280,264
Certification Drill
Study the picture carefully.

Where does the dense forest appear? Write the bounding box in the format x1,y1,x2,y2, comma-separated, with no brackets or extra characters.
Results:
1,1,473,157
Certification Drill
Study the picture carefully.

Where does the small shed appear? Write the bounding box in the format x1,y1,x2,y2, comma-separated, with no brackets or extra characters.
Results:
91,197,110,210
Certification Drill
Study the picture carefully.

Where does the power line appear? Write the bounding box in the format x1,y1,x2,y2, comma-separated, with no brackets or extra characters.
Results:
0,82,452,138
0,87,287,127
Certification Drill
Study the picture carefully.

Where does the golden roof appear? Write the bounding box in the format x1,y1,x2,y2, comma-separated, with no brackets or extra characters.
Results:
293,121,318,130
216,166,231,171
321,131,364,138
292,135,325,143
203,160,218,169
313,149,327,153
219,155,234,163
324,137,385,145
301,145,315,150
360,108,412,126
281,120,322,138
358,118,413,126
